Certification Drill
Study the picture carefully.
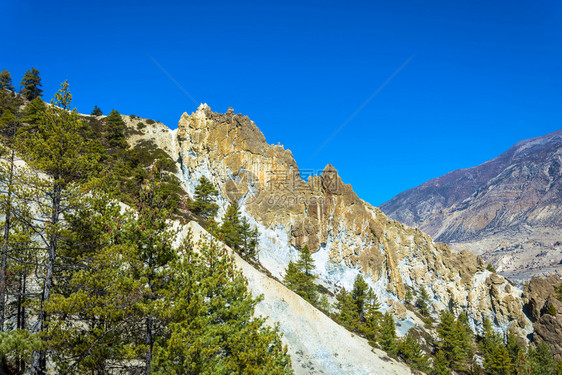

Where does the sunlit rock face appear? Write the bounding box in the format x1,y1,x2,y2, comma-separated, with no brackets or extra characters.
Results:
173,104,529,332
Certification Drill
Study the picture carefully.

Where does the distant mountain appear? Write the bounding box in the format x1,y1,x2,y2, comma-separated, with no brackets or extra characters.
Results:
380,129,562,243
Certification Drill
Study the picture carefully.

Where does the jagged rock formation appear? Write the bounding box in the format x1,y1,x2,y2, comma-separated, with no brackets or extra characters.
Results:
170,104,529,333
380,129,562,243
185,221,412,375
523,275,562,360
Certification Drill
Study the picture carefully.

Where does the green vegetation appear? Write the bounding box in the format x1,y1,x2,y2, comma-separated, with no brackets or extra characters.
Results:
90,105,103,115
417,286,431,316
218,201,259,260
19,67,42,100
105,109,127,148
0,80,291,374
191,175,219,219
487,263,497,273
0,70,14,91
284,245,317,303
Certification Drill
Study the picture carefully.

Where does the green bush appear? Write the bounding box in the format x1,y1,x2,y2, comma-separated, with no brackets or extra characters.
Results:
129,114,136,119
137,121,145,130
486,263,496,273
146,119,155,124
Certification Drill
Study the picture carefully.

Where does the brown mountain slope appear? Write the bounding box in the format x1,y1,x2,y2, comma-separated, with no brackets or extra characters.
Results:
380,129,562,243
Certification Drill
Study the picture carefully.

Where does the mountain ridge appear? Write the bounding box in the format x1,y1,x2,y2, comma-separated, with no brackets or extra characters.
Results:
380,128,562,243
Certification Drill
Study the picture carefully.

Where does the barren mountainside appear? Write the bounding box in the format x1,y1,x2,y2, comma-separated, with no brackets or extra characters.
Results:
380,129,562,243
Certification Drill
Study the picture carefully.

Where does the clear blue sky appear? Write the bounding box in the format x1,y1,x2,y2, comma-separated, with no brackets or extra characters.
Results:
2,0,561,205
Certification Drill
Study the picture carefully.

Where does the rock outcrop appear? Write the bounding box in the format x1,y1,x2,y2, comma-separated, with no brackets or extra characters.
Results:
523,275,562,360
172,104,529,332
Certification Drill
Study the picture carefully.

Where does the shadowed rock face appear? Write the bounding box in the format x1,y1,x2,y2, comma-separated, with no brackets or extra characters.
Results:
174,104,529,331
380,130,562,243
523,275,562,361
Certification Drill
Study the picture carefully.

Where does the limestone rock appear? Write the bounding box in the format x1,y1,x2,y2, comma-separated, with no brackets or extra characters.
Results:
170,104,529,332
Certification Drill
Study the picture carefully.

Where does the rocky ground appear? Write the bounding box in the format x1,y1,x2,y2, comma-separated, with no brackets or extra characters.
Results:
450,229,562,285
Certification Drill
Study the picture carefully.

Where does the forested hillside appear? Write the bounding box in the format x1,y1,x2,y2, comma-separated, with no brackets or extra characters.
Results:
0,71,292,374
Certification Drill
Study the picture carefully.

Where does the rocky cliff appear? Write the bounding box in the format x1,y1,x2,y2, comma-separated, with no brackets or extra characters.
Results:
523,275,562,361
169,104,529,333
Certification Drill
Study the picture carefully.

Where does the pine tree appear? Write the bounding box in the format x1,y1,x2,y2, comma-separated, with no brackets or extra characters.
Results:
398,331,430,372
296,245,315,277
153,234,293,374
436,310,457,366
404,288,413,305
362,290,382,341
239,216,259,260
484,342,512,375
380,311,397,354
44,189,140,374
432,350,451,375
127,175,178,374
529,341,556,375
191,175,219,219
283,246,317,303
19,68,42,100
417,287,431,316
334,289,358,328
0,70,14,91
351,274,369,318
506,330,524,364
90,105,103,116
20,97,46,130
220,201,243,250
513,350,533,375
16,81,100,373
105,109,127,148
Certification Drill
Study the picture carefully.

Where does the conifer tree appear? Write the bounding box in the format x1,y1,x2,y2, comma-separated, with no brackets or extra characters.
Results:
380,311,397,354
362,290,382,341
296,245,314,277
351,274,369,318
398,331,430,372
90,105,103,116
220,201,243,250
44,189,140,374
20,97,46,130
432,350,451,375
19,68,42,100
334,288,358,328
127,174,178,374
239,216,259,259
404,288,413,305
283,245,317,303
16,81,100,373
154,236,293,374
417,287,431,316
513,350,533,375
105,109,127,148
436,310,457,366
0,70,14,91
484,342,512,375
529,341,556,375
191,175,219,219
506,330,524,364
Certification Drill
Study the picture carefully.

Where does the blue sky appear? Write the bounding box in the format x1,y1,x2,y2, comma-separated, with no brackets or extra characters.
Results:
2,0,561,205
